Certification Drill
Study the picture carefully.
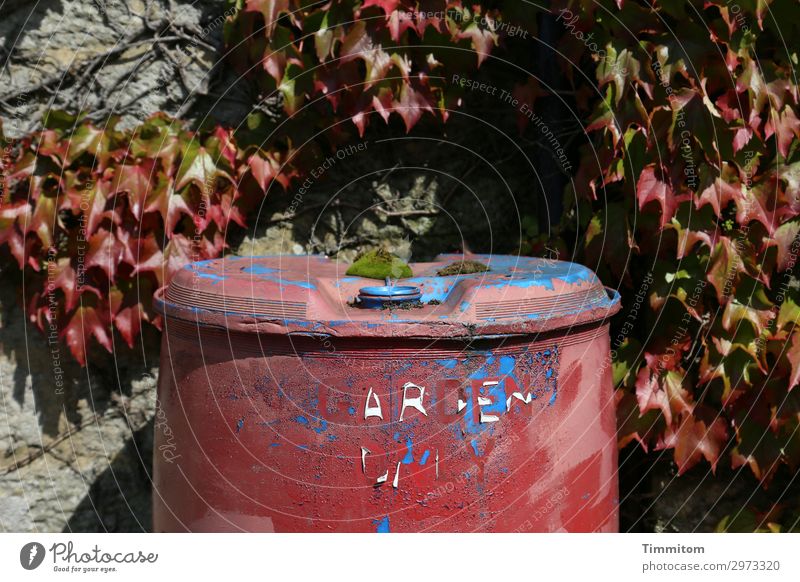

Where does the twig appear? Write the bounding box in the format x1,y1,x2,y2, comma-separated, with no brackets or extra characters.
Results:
373,207,439,218
1,412,103,475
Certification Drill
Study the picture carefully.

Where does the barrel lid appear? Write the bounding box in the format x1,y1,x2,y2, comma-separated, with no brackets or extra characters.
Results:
154,254,620,338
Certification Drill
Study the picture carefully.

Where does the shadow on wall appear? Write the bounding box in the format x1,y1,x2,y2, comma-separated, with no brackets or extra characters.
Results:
0,266,159,532
64,418,154,532
236,86,570,262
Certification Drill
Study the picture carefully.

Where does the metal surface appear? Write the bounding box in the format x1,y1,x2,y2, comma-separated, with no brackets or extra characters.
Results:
153,254,621,532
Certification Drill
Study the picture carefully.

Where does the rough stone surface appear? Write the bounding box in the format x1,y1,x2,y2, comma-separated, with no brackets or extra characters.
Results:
0,0,252,137
0,274,158,532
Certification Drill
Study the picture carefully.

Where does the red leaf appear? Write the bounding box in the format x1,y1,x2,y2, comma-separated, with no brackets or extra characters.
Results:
244,0,291,38
52,258,79,312
130,234,165,279
113,161,154,219
114,304,143,349
765,106,800,159
86,228,125,281
787,331,800,391
0,202,30,268
696,164,739,217
66,178,111,236
37,130,69,164
387,8,421,41
212,127,238,169
61,305,112,366
707,237,745,303
732,127,752,153
676,226,716,260
635,367,672,426
663,370,694,419
636,166,680,228
664,415,728,475
395,83,434,132
248,153,279,191
371,88,395,123
340,21,410,87
735,180,786,237
163,234,199,281
360,0,400,14
456,21,497,66
773,220,800,271
616,389,652,451
165,189,194,235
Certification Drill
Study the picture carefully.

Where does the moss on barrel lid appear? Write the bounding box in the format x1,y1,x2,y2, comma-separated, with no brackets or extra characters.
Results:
436,260,489,276
346,249,413,279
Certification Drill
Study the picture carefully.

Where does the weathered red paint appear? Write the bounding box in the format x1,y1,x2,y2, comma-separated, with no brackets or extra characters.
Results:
153,254,621,532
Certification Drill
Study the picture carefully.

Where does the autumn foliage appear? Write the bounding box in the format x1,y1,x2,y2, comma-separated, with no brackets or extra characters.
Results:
0,114,295,364
2,0,800,500
562,0,800,489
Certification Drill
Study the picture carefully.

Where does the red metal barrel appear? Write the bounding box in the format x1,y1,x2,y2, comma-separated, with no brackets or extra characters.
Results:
152,254,621,532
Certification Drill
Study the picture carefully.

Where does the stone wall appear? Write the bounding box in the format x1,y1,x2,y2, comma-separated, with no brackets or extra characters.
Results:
0,0,235,532
0,0,252,138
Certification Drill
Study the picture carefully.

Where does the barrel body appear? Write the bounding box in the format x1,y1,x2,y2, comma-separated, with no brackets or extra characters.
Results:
153,318,617,532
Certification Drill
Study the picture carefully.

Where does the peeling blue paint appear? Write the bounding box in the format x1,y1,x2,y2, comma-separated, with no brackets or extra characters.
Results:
296,414,327,433
185,260,212,269
499,355,515,377
279,319,314,328
235,418,244,433
402,437,414,464
394,361,413,376
195,272,226,283
470,439,481,456
420,450,430,465
406,277,452,302
436,358,458,369
459,301,470,313
460,379,480,436
373,516,390,533
259,275,316,289
242,265,277,275
327,434,337,442
478,355,514,414
482,261,595,291
347,406,356,416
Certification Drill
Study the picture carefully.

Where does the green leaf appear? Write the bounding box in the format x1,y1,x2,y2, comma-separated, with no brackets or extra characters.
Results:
175,140,229,192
